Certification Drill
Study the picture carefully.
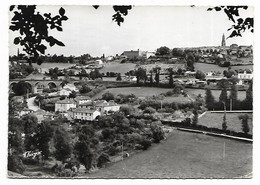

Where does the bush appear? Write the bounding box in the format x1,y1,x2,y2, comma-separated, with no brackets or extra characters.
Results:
143,106,156,114
139,139,152,150
8,154,25,174
107,145,120,156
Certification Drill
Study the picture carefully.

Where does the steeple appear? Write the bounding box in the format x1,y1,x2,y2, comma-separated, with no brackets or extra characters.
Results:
221,34,226,47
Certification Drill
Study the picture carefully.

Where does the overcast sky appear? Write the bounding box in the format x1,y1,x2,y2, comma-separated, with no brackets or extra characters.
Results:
9,5,254,57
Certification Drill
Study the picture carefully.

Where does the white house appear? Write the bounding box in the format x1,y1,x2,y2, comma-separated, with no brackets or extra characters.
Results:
69,108,101,121
59,88,72,96
19,108,33,117
95,100,120,115
62,83,78,92
75,96,91,105
237,70,253,85
95,59,103,65
55,99,77,112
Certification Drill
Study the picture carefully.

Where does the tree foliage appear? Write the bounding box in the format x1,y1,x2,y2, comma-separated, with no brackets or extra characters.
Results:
239,114,250,134
205,88,215,110
54,129,72,163
9,5,68,64
207,6,253,38
156,46,170,56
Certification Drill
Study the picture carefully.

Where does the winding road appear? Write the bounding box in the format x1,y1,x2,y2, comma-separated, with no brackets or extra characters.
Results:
27,96,40,111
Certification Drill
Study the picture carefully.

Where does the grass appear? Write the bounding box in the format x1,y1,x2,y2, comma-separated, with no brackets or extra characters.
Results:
198,112,253,134
86,130,252,178
195,63,253,73
100,62,136,74
92,87,192,103
93,87,173,99
185,88,246,100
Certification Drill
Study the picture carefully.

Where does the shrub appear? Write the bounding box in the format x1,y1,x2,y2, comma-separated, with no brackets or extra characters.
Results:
143,106,156,114
139,139,152,150
8,154,25,174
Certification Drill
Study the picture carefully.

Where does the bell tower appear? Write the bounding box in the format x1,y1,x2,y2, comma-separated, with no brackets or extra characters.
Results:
221,34,226,47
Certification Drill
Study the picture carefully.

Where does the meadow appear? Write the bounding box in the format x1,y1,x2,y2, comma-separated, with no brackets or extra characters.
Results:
86,130,252,178
195,63,253,73
198,112,253,134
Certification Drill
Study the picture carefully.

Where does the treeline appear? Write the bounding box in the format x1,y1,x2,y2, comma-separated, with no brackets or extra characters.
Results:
8,108,166,176
205,82,253,111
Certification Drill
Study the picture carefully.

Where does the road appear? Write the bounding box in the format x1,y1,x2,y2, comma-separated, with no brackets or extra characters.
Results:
27,96,40,111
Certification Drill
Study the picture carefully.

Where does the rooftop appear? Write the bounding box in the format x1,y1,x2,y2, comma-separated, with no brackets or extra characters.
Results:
72,108,98,113
56,99,76,104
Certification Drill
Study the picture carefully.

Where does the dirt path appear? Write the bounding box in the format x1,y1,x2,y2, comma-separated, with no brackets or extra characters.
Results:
27,96,40,111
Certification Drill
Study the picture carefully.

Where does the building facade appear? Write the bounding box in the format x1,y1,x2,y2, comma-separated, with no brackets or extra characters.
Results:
55,99,77,112
69,108,101,121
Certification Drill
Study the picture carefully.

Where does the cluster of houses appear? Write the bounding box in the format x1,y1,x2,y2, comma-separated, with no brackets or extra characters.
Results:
55,96,120,121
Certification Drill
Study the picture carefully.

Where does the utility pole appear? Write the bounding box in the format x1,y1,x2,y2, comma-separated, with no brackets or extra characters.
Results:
223,141,226,159
230,98,232,111
121,141,124,161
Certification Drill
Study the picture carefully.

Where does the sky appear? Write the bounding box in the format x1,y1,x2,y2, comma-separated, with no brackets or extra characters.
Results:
9,5,254,57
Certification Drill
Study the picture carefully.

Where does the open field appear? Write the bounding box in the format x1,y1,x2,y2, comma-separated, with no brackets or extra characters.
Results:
92,87,173,99
198,112,253,134
185,88,246,100
92,87,191,103
86,130,252,178
100,62,136,74
195,63,253,73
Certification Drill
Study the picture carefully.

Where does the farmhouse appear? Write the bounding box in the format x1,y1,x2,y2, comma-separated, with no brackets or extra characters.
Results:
19,108,33,117
68,108,101,121
74,95,91,105
122,49,142,59
55,99,77,112
59,88,72,96
95,100,120,115
62,83,78,92
237,70,253,85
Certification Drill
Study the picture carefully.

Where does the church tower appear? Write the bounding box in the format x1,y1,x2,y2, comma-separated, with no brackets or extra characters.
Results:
221,34,226,47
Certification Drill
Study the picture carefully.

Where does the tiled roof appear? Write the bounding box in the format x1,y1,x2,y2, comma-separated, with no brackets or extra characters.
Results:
72,108,98,113
56,99,76,104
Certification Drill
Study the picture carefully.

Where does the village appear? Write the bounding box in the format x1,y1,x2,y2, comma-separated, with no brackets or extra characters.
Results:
7,5,253,179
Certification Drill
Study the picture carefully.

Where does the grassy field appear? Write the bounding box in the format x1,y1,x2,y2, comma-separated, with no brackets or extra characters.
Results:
185,88,246,100
195,63,253,73
86,130,252,178
100,62,136,74
92,87,192,103
93,87,173,99
198,112,253,134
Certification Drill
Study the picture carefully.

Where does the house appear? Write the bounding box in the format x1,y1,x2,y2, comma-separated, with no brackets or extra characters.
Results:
95,100,120,115
55,99,77,112
19,108,33,117
59,88,72,96
184,71,196,77
237,70,253,85
95,59,103,65
129,76,137,82
74,96,91,105
68,108,101,121
145,51,156,59
78,101,94,109
62,83,78,92
122,49,142,59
